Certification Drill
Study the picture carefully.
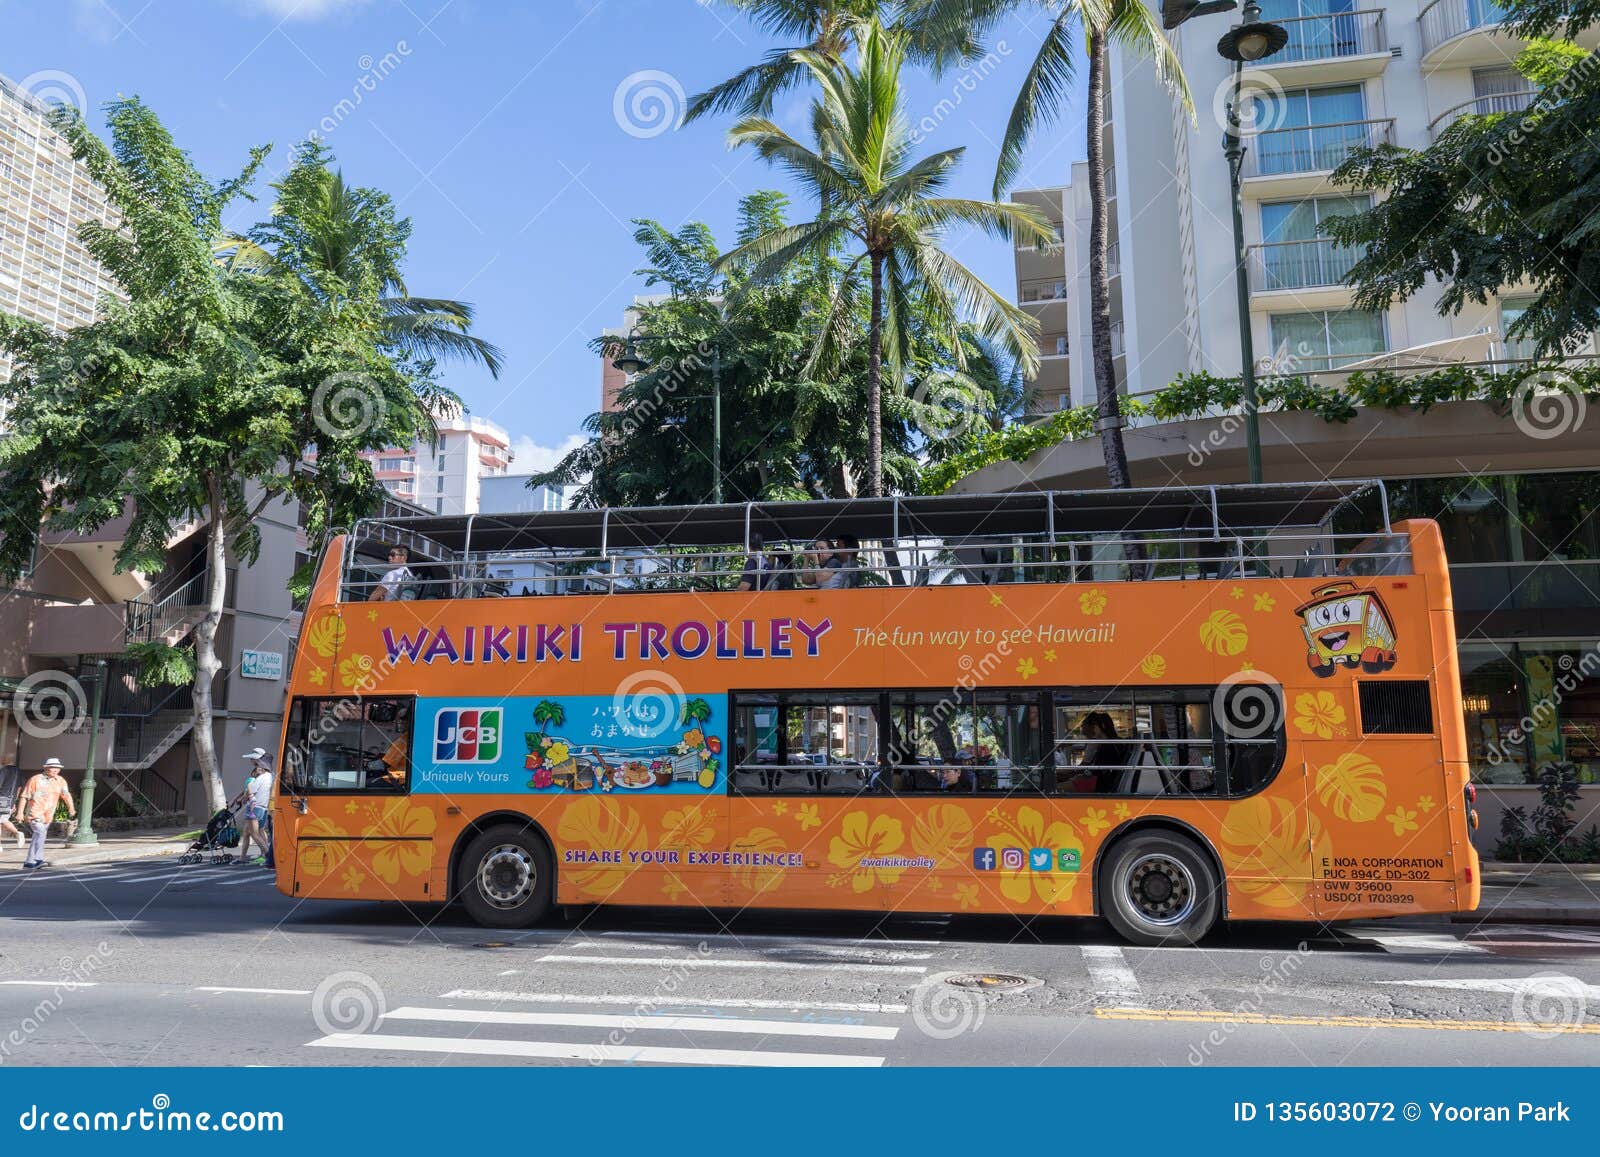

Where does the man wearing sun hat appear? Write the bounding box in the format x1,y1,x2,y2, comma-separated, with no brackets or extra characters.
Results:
18,757,75,869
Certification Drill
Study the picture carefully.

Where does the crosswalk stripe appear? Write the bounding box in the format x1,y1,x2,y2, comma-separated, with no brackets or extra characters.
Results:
441,990,910,1014
307,1031,886,1066
534,954,926,973
1350,930,1490,955
211,872,277,887
384,1007,900,1040
198,987,313,995
111,867,237,885
1082,945,1144,1006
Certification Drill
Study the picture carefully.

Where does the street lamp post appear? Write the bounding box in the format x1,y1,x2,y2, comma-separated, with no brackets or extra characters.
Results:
1217,0,1288,485
68,659,107,846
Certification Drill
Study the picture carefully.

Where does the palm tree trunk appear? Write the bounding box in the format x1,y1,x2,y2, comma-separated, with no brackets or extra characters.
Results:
867,250,885,498
192,475,228,812
1085,25,1134,491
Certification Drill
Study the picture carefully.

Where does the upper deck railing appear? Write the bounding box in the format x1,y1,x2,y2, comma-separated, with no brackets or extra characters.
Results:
337,482,1407,602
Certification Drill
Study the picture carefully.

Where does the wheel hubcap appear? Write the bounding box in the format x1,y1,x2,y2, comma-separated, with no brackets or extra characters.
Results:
478,845,534,909
1125,854,1196,927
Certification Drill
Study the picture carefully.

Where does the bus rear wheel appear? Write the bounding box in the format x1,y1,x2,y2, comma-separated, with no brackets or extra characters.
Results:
1099,831,1221,947
459,825,553,929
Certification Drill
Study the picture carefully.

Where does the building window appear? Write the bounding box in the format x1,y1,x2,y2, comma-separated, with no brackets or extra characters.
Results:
1268,308,1386,371
1259,195,1369,290
1461,642,1600,785
1251,84,1368,175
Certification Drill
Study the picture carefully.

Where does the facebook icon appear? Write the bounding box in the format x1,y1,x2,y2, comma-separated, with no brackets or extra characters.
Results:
972,848,997,871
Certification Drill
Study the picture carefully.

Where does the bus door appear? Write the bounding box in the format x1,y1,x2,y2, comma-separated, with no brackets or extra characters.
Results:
280,695,434,904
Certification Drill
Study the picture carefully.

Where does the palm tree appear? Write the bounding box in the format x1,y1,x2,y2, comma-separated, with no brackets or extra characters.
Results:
685,1,971,124
720,20,1053,496
221,143,504,377
908,0,1190,488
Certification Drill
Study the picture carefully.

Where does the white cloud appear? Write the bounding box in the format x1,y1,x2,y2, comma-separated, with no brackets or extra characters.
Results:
509,432,588,475
235,0,372,20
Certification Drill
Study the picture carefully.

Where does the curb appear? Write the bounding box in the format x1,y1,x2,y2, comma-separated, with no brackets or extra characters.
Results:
1452,910,1600,927
0,842,193,869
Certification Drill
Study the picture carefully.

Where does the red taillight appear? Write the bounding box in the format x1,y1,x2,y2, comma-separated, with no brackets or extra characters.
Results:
1465,865,1473,884
1465,783,1477,805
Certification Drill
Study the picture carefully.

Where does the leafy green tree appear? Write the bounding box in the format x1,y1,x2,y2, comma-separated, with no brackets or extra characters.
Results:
1324,31,1600,356
533,700,566,733
906,0,1189,488
720,19,1051,496
0,101,449,809
221,142,503,377
685,1,971,124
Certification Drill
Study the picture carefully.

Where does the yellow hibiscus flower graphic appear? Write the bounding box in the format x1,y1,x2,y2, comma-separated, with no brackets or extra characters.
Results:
367,799,437,885
794,803,821,831
1081,806,1111,837
1293,690,1346,740
1253,593,1276,613
661,873,689,900
659,805,715,850
827,812,908,893
1140,654,1167,678
1016,657,1038,680
337,653,375,689
1113,802,1131,819
308,667,328,687
1079,587,1108,615
772,801,789,815
1385,805,1419,836
340,866,368,893
954,883,981,911
1417,795,1436,813
983,806,1082,904
545,741,571,765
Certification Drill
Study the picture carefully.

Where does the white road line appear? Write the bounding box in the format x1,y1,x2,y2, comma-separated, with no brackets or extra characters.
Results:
384,1006,900,1040
569,940,932,962
1354,931,1491,955
111,868,236,886
308,1032,885,1067
441,989,910,1014
198,987,313,996
0,980,96,988
13,864,164,881
1379,976,1600,1001
210,872,277,887
1082,945,1144,1006
534,954,927,973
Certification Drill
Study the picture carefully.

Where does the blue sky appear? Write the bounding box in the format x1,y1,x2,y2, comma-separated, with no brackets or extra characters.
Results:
3,0,1087,471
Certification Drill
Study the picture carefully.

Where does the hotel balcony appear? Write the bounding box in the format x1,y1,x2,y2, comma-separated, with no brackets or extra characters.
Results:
1244,10,1391,85
1240,118,1394,197
1246,238,1360,310
1019,277,1068,306
1427,89,1537,138
1419,0,1518,68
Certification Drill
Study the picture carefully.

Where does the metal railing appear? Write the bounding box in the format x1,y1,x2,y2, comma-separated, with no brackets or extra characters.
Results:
1242,118,1394,178
1019,278,1068,304
1420,0,1510,55
1428,90,1538,137
1266,10,1387,64
123,559,227,645
1247,237,1361,292
340,529,1411,602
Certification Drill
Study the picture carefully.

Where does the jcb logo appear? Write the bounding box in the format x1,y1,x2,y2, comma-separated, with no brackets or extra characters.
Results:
434,708,502,762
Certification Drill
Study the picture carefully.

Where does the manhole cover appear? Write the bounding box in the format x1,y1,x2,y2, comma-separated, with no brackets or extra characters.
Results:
946,972,1035,991
473,941,513,949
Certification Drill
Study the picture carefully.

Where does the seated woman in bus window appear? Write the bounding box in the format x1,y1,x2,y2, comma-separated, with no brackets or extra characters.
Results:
1057,712,1133,793
804,539,848,590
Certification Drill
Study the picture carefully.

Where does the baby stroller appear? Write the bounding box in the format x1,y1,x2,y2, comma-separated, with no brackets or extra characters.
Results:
177,806,241,865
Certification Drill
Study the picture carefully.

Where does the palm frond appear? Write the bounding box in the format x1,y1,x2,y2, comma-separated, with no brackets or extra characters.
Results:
994,8,1078,198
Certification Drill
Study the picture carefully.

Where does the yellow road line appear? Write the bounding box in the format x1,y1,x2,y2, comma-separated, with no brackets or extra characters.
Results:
1094,1007,1600,1035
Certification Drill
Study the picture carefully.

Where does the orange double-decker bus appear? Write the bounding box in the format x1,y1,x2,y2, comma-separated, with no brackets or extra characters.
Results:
273,482,1480,945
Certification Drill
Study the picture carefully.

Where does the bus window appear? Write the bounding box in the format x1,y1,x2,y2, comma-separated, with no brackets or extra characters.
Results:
282,697,414,794
1054,689,1223,796
1214,681,1286,796
886,691,1043,793
730,692,881,794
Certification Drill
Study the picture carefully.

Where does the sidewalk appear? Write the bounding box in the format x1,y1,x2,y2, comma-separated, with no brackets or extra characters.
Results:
0,825,196,869
1464,861,1600,926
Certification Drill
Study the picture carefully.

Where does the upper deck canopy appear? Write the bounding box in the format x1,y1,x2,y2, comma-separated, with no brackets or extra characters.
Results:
351,481,1383,557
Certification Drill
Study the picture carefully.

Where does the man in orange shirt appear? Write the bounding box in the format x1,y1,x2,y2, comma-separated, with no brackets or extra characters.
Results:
18,757,75,869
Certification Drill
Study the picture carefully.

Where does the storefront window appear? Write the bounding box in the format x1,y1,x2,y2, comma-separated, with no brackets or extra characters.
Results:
1462,641,1600,785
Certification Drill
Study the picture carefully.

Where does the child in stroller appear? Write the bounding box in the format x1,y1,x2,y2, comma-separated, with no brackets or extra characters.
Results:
178,806,241,865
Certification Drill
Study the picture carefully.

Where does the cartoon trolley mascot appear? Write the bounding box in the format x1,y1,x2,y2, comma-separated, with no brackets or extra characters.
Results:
1295,581,1397,677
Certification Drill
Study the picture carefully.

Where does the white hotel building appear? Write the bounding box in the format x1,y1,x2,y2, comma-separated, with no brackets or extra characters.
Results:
1015,0,1598,412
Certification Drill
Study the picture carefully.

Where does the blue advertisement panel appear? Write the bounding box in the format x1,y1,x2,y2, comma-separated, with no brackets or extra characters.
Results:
412,692,727,795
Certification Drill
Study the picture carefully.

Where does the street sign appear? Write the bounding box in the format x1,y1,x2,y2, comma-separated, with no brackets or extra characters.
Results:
240,649,284,681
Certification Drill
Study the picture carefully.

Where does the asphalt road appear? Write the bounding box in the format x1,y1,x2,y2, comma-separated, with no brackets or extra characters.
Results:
1,857,1598,1067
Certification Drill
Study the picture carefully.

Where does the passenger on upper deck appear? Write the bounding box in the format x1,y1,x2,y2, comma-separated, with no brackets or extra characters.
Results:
368,545,415,602
802,539,848,590
737,533,779,593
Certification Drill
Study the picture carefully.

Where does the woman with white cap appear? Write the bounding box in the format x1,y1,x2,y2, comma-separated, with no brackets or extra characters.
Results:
230,748,275,866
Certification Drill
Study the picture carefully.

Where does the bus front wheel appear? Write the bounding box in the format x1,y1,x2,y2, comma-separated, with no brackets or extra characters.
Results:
1099,831,1221,947
459,825,553,928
